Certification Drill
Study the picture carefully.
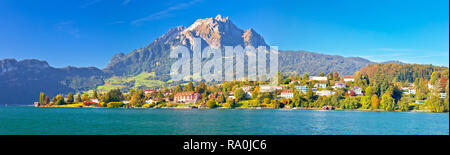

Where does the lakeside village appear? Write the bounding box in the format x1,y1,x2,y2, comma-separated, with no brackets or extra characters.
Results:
36,66,450,113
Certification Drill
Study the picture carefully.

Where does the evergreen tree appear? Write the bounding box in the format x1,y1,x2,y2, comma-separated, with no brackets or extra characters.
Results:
93,90,98,99
76,93,82,103
186,82,194,91
107,89,123,102
292,91,303,107
175,85,183,93
67,93,74,104
39,92,45,105
305,88,314,103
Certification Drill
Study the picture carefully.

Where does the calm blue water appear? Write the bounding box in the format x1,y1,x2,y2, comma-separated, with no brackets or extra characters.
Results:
0,106,448,135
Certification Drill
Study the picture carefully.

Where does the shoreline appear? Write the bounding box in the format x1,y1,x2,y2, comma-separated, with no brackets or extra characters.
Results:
24,105,442,113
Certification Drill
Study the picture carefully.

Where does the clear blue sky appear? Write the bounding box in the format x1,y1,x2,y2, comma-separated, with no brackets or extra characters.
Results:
0,0,448,68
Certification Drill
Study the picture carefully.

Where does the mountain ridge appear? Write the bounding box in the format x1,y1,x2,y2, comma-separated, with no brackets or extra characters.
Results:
0,15,419,105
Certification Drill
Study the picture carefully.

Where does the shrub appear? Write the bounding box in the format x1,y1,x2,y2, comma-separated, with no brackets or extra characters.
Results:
107,102,125,108
166,102,178,107
222,103,232,109
206,100,217,109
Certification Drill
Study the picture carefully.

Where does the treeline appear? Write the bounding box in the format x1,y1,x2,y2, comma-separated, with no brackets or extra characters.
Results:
353,63,449,112
39,63,449,112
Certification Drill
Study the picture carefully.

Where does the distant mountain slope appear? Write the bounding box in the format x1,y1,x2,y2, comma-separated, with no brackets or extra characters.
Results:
0,59,107,105
279,50,375,76
381,60,407,65
104,15,374,79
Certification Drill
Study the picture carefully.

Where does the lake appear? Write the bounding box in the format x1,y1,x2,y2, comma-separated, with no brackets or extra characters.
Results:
0,106,448,135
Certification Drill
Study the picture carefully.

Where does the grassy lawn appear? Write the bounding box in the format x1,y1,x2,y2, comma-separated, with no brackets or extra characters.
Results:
51,103,84,107
94,72,166,92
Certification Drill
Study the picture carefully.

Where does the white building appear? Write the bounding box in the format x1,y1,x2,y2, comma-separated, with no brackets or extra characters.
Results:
91,98,99,103
401,87,416,95
145,99,154,104
260,85,274,92
241,86,253,92
275,85,284,90
314,83,327,88
280,90,294,98
316,90,335,96
333,82,346,89
344,76,354,82
310,76,327,81
440,93,447,99
353,86,363,95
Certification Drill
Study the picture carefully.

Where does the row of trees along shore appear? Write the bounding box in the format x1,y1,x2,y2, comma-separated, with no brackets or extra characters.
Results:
39,64,449,112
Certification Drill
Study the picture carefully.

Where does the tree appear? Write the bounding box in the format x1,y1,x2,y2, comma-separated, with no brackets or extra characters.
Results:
67,93,74,104
185,82,194,91
130,92,144,107
51,96,57,103
93,90,98,99
107,89,123,102
217,94,225,103
303,73,309,81
361,96,371,109
380,92,395,111
319,72,325,77
333,72,340,81
427,88,447,112
195,82,207,94
175,85,183,93
252,87,260,99
430,71,439,85
39,92,45,105
305,88,314,103
272,100,281,109
206,100,217,109
44,96,50,105
54,94,65,105
292,91,303,107
76,93,82,103
81,94,90,102
234,88,246,102
365,86,373,97
398,97,410,112
226,97,236,109
371,95,380,109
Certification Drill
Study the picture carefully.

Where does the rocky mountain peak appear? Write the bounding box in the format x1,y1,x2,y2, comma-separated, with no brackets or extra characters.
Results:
214,14,229,22
179,15,266,47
